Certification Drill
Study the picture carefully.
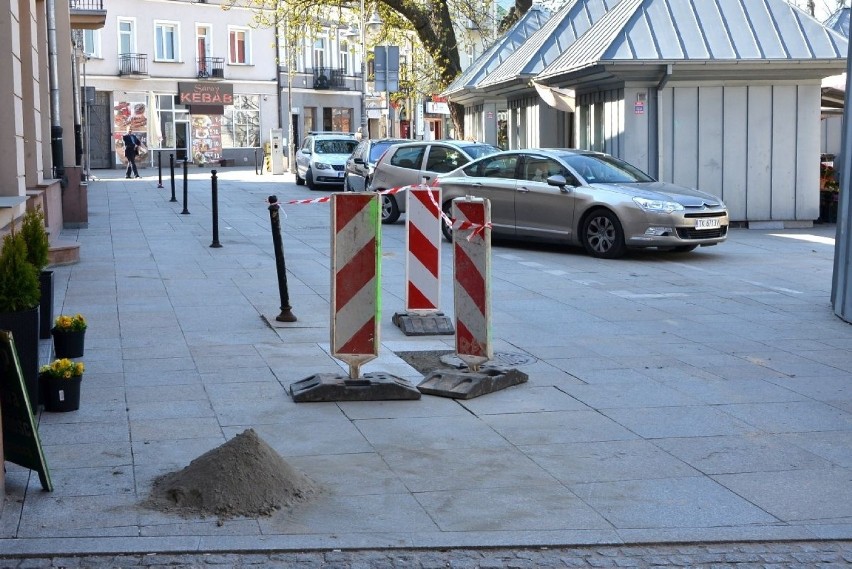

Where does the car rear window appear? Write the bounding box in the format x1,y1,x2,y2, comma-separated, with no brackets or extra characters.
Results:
462,144,500,159
369,141,397,162
316,140,358,154
389,146,426,170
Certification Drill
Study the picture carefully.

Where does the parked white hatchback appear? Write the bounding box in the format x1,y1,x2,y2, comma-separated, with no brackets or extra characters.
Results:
295,132,359,191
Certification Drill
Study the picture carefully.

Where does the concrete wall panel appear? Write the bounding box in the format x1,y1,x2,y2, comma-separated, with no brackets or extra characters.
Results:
672,86,699,189
771,85,798,220
722,87,748,220
746,86,773,220
697,86,724,199
797,84,821,220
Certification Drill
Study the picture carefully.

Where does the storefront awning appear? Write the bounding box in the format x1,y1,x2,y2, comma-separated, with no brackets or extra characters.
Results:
533,82,576,113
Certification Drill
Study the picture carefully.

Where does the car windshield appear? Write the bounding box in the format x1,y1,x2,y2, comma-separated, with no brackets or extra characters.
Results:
462,144,501,159
562,154,655,183
316,140,358,154
369,141,399,162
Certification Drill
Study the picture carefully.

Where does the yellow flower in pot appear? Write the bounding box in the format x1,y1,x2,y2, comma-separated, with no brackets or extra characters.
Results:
39,358,85,412
54,313,87,332
40,358,85,379
52,313,87,359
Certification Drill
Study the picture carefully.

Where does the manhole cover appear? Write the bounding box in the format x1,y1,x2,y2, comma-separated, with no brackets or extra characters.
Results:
439,351,537,368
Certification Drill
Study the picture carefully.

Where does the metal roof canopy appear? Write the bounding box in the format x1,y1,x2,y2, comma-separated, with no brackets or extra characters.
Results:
534,0,848,87
442,4,551,104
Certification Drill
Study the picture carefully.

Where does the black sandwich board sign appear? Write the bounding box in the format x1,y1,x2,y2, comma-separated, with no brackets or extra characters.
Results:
0,330,52,491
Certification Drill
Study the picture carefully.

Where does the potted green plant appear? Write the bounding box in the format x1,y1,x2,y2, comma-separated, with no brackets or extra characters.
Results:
20,205,52,339
0,223,42,413
39,358,85,412
52,313,87,358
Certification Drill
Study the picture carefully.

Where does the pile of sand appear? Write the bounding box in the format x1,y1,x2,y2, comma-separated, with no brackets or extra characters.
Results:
145,429,321,519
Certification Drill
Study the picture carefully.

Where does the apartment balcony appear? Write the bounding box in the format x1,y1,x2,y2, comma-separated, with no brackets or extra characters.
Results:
118,53,148,78
69,0,106,30
279,67,362,91
197,57,225,80
313,67,349,90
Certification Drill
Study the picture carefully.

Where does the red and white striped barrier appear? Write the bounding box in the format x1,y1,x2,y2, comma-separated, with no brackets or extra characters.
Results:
330,193,381,379
405,186,442,313
452,197,492,371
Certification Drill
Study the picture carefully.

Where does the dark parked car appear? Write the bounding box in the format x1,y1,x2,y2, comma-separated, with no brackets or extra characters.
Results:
369,140,499,223
343,138,407,192
435,149,729,259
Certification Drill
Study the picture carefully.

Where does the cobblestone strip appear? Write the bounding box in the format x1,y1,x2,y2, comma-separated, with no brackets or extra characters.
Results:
0,541,850,568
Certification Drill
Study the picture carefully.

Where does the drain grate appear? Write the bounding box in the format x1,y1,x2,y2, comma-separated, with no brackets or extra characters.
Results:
439,351,537,368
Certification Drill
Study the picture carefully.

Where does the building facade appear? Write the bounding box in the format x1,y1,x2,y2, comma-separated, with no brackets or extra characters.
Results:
79,0,278,169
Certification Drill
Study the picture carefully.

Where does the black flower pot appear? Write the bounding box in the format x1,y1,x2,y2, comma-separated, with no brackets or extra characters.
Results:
39,271,54,340
52,328,85,359
42,374,82,412
0,306,41,413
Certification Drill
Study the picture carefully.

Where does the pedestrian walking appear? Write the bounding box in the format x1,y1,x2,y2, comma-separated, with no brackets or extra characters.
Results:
123,126,142,179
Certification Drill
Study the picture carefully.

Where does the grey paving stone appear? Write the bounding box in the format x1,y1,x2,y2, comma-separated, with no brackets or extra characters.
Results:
569,477,779,529
717,400,852,433
653,434,834,474
413,485,613,532
381,446,557,492
481,410,638,446
712,468,852,521
520,439,700,484
600,406,757,439
556,379,700,409
354,415,514,452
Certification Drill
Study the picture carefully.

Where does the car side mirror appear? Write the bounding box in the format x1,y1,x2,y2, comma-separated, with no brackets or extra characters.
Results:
303,149,312,155
353,157,365,165
547,174,570,190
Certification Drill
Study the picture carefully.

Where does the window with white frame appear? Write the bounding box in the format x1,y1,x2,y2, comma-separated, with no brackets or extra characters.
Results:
154,21,179,61
313,37,325,70
221,95,260,148
229,27,250,64
339,39,349,75
83,29,101,58
118,18,135,55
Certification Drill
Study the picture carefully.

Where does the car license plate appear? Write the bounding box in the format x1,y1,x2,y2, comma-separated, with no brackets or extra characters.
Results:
695,218,720,230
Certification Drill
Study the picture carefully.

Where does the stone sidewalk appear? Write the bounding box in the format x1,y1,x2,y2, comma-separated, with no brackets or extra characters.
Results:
1,166,850,558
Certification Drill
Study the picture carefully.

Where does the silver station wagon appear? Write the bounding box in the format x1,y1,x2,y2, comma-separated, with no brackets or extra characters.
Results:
435,149,729,259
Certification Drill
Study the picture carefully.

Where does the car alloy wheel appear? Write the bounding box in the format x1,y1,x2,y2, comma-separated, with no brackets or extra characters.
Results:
306,169,316,191
381,194,400,224
582,209,625,259
441,201,453,242
295,170,305,186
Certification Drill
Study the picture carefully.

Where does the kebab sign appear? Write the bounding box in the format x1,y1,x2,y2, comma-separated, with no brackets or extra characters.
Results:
178,82,234,113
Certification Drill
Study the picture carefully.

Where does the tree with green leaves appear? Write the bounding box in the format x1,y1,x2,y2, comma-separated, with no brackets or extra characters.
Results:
229,0,526,138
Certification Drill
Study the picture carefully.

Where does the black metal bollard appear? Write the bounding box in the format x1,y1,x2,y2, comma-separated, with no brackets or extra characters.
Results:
169,154,177,202
255,148,260,176
157,150,163,188
267,195,296,322
181,160,190,214
210,170,222,248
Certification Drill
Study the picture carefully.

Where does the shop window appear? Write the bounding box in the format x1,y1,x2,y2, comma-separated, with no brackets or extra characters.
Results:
221,95,260,148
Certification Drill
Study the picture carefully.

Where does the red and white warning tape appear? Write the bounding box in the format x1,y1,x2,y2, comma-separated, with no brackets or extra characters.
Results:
280,184,491,239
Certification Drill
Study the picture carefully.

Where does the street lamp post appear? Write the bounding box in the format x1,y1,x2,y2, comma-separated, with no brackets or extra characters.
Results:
360,0,368,138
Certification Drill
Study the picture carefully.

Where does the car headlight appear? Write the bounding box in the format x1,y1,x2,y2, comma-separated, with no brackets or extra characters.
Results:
314,162,332,170
633,197,684,213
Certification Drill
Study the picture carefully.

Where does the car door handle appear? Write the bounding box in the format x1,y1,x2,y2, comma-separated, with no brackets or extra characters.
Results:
518,186,530,192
